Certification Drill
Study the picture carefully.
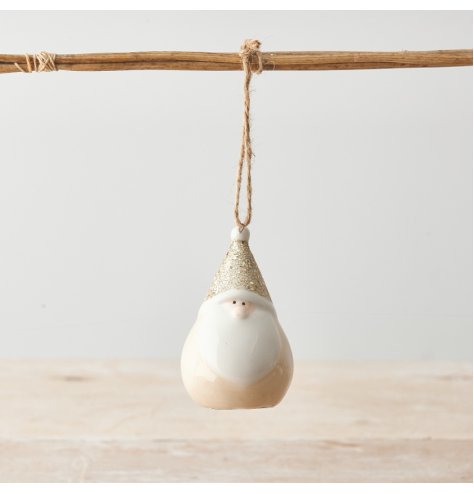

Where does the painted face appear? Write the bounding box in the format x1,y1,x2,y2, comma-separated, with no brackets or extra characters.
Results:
194,290,282,385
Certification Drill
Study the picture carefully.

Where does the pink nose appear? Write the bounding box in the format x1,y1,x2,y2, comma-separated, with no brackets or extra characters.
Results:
231,302,249,319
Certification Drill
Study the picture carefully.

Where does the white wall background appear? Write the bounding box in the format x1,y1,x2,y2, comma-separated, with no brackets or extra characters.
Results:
0,10,471,360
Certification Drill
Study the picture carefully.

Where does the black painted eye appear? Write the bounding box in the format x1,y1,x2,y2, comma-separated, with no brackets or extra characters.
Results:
232,301,236,304
242,302,245,306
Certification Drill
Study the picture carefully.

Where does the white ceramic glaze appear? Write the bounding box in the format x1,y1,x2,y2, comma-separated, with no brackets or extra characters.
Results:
181,288,293,409
195,289,281,385
230,226,250,242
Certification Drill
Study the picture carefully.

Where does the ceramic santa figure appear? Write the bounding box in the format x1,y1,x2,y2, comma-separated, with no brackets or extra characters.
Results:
181,226,293,409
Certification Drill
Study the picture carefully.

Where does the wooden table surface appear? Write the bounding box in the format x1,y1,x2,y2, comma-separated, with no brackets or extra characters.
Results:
0,360,471,482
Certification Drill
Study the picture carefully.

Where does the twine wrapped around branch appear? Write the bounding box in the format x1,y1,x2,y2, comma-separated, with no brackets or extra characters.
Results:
14,52,57,73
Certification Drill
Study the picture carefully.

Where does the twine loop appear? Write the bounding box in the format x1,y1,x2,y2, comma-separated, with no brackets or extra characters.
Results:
15,52,57,73
234,39,263,231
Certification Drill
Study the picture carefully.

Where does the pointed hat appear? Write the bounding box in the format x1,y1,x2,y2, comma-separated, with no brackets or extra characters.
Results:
206,227,271,301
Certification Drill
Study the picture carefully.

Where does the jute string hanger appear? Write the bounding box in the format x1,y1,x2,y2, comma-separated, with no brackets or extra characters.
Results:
234,39,263,231
12,42,262,231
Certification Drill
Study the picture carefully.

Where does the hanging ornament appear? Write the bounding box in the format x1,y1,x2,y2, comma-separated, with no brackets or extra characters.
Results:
181,40,293,409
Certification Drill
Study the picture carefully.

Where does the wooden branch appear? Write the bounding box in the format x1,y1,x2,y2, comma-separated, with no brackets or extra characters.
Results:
0,49,471,74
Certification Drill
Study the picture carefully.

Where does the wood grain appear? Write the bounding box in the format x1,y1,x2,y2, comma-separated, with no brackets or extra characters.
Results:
0,361,471,482
0,49,471,74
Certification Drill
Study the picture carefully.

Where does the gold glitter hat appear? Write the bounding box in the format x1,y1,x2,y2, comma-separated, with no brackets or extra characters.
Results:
206,227,271,301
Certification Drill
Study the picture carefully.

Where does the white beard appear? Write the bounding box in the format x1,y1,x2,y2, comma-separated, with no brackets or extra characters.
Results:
194,294,282,386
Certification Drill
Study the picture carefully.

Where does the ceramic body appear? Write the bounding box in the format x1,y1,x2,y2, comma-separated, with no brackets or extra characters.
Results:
181,288,293,409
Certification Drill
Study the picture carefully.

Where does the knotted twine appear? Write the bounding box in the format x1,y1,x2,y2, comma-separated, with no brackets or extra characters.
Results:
15,52,57,73
233,39,263,231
